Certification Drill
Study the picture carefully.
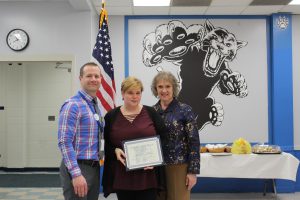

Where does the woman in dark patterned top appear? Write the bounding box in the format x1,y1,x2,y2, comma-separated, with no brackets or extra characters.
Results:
151,71,200,200
102,76,166,200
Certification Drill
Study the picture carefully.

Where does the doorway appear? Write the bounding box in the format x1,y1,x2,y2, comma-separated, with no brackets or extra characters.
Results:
0,61,72,168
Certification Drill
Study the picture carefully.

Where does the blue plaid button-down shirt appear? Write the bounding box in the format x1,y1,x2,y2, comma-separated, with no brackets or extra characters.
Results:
58,90,103,178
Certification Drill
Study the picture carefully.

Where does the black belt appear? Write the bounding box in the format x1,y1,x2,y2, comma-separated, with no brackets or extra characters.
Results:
77,159,99,167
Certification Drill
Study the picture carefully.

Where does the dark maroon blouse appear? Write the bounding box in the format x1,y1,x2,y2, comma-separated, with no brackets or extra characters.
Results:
109,107,158,190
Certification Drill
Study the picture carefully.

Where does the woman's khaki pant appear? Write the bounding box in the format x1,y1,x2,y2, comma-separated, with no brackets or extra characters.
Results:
157,163,190,200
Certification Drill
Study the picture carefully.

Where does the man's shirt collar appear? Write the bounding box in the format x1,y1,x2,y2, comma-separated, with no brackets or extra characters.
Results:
79,90,94,103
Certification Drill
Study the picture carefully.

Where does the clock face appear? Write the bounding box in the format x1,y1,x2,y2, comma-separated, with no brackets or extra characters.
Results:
6,29,29,51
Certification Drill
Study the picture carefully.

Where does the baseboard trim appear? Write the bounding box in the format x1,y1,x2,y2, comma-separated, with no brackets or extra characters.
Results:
0,167,59,172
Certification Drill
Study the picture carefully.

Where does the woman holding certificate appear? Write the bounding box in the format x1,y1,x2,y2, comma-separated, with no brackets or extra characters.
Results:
102,76,166,200
151,71,200,200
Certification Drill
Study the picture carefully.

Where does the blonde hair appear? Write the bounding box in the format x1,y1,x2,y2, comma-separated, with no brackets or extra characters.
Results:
151,71,180,98
121,76,144,93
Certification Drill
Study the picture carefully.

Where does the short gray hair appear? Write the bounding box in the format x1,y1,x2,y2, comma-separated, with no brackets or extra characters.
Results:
151,71,180,98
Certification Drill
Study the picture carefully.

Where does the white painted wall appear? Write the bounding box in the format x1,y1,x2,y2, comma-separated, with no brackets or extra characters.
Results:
107,16,125,106
292,15,300,150
0,1,93,92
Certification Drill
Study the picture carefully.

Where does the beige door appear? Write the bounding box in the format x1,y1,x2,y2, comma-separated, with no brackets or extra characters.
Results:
26,61,72,167
0,61,72,168
0,63,7,167
0,62,26,167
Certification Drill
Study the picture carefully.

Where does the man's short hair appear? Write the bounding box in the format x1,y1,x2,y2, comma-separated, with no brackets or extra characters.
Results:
79,62,100,77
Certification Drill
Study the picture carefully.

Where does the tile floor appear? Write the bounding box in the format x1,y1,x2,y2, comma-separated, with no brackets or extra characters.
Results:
0,188,299,200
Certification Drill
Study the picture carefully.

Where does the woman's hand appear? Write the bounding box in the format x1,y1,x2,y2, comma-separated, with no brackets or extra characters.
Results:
143,166,154,170
115,148,126,166
186,173,197,190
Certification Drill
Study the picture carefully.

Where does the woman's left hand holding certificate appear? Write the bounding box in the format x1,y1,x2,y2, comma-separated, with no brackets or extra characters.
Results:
115,148,126,166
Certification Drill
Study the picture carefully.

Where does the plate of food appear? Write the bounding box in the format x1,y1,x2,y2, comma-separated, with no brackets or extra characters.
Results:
252,144,282,154
205,144,227,153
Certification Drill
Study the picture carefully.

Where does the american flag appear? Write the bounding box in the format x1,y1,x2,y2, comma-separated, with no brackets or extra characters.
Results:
92,7,116,113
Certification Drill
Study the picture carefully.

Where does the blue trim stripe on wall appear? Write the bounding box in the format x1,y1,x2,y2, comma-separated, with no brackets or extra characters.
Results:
269,15,296,193
266,17,273,144
124,17,129,78
270,14,294,151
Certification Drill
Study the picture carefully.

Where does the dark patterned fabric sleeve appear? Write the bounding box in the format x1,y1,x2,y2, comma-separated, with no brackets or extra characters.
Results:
184,106,200,174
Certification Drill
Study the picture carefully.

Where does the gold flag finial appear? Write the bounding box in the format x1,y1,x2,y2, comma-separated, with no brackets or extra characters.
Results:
99,2,107,28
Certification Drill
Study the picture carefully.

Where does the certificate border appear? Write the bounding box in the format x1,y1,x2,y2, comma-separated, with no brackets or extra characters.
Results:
122,135,164,171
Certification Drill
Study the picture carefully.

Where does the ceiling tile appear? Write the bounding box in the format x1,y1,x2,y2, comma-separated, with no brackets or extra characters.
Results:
3,0,300,15
250,0,292,6
68,0,89,10
210,0,252,6
0,0,65,1
133,6,170,15
205,6,246,15
169,6,207,15
96,6,133,15
242,5,284,15
172,0,211,7
279,5,300,14
92,0,132,7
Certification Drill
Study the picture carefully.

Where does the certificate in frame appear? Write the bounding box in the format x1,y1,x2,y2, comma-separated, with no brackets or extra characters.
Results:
122,136,164,171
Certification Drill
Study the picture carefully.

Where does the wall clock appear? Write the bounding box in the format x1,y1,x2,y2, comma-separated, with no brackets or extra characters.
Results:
6,29,30,51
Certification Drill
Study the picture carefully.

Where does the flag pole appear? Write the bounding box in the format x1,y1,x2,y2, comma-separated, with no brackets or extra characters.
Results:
99,0,107,29
94,0,116,112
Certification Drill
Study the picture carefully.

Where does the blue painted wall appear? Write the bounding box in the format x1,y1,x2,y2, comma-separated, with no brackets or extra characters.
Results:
270,14,294,151
270,13,296,193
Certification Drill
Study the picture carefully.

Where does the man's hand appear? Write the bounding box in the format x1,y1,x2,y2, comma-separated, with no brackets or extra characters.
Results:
72,175,88,197
186,174,197,190
115,148,126,166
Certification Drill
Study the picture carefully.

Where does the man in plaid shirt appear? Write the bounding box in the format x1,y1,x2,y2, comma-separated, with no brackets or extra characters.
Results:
58,62,104,200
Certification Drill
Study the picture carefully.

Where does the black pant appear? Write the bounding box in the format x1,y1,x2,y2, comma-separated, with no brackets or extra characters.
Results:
59,160,100,200
116,188,156,200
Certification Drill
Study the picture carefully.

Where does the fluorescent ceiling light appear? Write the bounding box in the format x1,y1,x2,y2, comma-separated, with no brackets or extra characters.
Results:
289,0,300,5
133,0,171,6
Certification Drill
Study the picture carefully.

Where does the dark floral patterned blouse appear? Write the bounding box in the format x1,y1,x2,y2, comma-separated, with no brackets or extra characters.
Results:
154,98,200,174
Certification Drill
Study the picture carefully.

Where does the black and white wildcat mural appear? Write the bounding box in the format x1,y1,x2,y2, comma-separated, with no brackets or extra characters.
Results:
142,20,248,130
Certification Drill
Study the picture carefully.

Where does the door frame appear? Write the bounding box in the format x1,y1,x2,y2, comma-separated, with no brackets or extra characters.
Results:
0,54,76,93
